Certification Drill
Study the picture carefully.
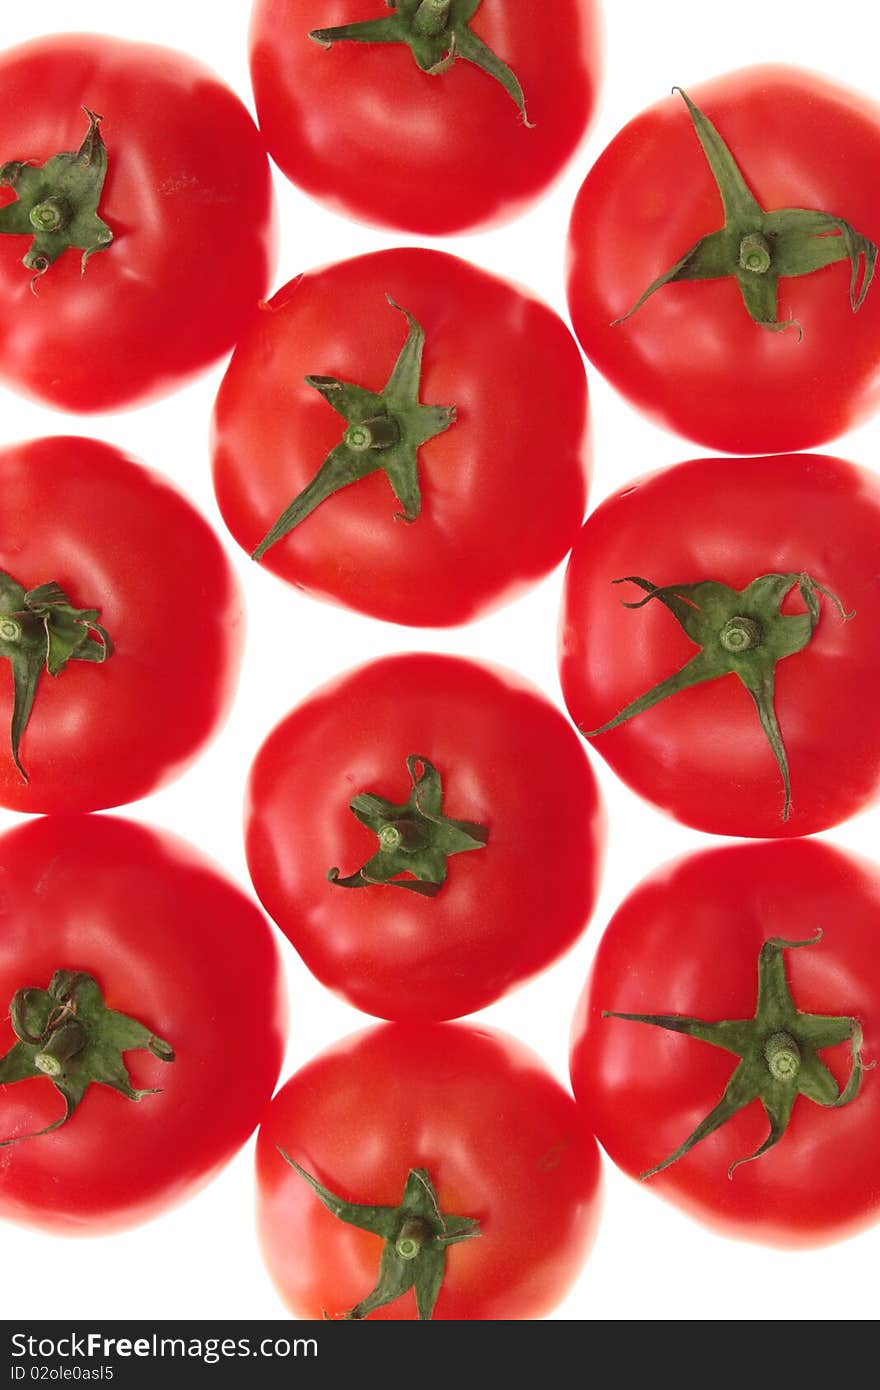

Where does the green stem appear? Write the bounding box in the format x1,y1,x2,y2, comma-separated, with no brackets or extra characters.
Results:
719,615,763,653
307,2,529,120
0,108,113,282
251,299,456,562
396,1219,431,1259
764,1031,801,1081
29,198,70,233
327,754,488,895
378,820,429,851
414,0,452,37
603,933,867,1179
280,1155,480,1320
739,232,771,275
344,415,401,452
583,571,852,822
34,1019,87,1075
0,970,174,1146
614,88,877,330
0,567,113,782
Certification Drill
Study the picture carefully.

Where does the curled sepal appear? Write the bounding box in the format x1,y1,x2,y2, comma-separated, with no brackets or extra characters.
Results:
582,570,853,820
603,931,871,1179
0,567,113,781
0,108,113,288
278,1150,480,1320
252,296,456,561
309,1,530,123
614,87,877,331
328,754,488,895
0,969,174,1146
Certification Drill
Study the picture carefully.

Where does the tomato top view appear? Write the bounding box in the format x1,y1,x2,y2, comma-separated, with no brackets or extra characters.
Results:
249,0,601,235
213,247,591,626
0,436,243,814
567,67,880,453
0,814,287,1235
256,1021,602,1318
559,451,880,838
571,839,880,1248
0,33,276,413
245,652,605,1020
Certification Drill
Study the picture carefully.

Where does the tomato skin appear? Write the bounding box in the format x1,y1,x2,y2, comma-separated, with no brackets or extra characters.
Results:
559,452,880,838
249,0,601,235
0,436,244,814
0,33,276,413
256,1022,602,1319
571,840,880,1248
567,67,880,453
212,247,590,627
246,653,605,1021
0,814,287,1235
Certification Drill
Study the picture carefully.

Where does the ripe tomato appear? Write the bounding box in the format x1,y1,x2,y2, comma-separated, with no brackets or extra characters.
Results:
0,436,244,814
0,33,276,413
212,248,590,626
571,839,880,1248
0,814,287,1235
559,451,880,838
249,0,601,235
246,653,605,1021
246,650,603,1023
256,1021,602,1319
567,67,880,453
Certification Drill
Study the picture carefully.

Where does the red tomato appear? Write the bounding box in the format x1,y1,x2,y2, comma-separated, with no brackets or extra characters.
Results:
257,1022,602,1318
0,436,244,814
0,814,287,1235
246,653,605,1021
571,840,880,1248
0,33,276,413
559,452,880,838
567,67,880,453
249,0,601,235
212,248,590,626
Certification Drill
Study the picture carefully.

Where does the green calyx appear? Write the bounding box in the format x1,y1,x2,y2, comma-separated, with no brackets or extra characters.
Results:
583,570,853,821
0,970,174,1146
309,0,531,123
0,568,112,782
252,297,456,562
279,1151,480,1319
328,754,488,896
604,932,871,1179
615,87,877,333
0,108,113,290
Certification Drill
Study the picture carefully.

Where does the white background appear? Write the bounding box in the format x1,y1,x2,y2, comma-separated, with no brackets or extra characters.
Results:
1,0,878,1322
